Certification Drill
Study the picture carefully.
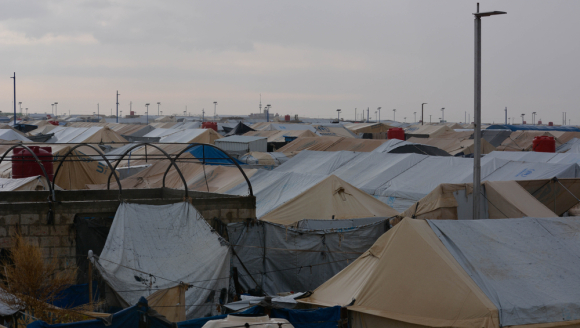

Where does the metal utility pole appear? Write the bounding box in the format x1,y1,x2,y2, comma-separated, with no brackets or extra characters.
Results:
393,109,396,121
377,107,381,122
157,102,161,115
532,111,536,125
367,107,369,122
421,103,427,125
213,101,217,120
51,104,54,116
521,113,525,124
54,102,58,117
355,108,357,122
116,90,120,123
145,103,150,124
429,115,432,123
19,102,22,116
505,107,507,125
259,94,262,114
414,112,417,122
441,108,445,122
473,3,506,220
97,103,99,119
10,73,16,125
465,111,467,123
337,109,341,121
202,108,205,122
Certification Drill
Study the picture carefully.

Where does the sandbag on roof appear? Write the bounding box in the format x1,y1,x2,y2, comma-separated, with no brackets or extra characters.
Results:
301,217,580,328
96,202,230,319
401,181,556,220
260,175,399,226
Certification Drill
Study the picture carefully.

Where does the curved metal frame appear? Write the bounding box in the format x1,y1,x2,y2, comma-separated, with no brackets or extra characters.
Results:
53,143,123,197
163,143,253,196
0,144,56,202
106,143,189,196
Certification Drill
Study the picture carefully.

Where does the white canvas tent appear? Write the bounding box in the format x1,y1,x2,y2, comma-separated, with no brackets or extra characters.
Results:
96,202,230,319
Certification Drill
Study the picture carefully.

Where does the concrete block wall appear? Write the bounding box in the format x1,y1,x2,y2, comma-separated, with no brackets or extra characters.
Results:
0,213,76,270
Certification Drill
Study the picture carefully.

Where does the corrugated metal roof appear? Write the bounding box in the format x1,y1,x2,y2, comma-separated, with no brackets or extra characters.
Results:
216,135,267,143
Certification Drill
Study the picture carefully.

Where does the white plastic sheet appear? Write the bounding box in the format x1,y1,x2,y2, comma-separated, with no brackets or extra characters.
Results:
97,202,231,319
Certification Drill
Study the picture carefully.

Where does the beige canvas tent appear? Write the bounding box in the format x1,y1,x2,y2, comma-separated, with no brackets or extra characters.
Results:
401,181,557,220
344,122,392,134
0,176,61,191
260,175,399,226
404,124,454,138
496,131,560,151
300,217,580,328
88,153,257,193
53,146,119,190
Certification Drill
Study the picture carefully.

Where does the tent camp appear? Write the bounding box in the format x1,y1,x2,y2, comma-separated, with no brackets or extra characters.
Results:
371,139,451,156
0,128,31,142
243,130,318,143
400,181,557,220
46,126,127,144
300,217,580,328
260,175,399,226
343,122,392,134
238,152,292,168
96,202,230,319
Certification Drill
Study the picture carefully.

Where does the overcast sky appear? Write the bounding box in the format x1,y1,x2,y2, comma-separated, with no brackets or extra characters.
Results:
1,0,578,124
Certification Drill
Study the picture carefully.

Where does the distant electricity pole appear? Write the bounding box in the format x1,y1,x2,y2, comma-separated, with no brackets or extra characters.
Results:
336,109,341,121
145,103,150,124
213,101,218,120
441,108,445,122
377,107,381,122
157,102,161,115
414,112,417,122
421,103,427,125
393,109,396,121
10,73,16,124
116,90,120,123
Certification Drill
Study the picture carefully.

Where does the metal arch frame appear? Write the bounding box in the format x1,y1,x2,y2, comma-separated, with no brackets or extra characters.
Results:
0,144,56,202
105,142,189,196
163,143,253,196
53,143,123,197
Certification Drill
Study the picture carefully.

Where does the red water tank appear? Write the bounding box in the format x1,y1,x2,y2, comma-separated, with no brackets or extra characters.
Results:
48,121,59,126
538,120,542,125
130,111,135,116
523,121,527,125
387,127,405,140
202,122,218,132
285,115,291,122
533,136,555,153
12,146,54,180
548,122,553,126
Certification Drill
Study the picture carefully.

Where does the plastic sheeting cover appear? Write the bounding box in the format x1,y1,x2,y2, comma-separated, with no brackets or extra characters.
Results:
428,217,580,327
96,202,230,319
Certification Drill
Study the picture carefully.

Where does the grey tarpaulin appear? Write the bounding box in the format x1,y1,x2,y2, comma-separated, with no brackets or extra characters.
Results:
428,217,580,327
227,218,390,295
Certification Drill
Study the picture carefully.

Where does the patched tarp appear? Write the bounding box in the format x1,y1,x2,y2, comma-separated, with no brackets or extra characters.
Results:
96,202,230,319
428,218,580,327
228,218,390,295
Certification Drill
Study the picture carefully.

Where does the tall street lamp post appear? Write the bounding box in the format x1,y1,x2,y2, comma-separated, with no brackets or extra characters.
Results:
421,103,427,125
393,109,396,121
145,103,150,124
157,102,161,116
336,109,341,121
473,3,506,220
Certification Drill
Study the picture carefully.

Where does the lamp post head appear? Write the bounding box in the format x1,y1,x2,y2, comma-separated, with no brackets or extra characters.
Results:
54,102,58,105
422,103,427,105
377,107,381,110
213,101,217,105
473,10,507,17
157,102,160,105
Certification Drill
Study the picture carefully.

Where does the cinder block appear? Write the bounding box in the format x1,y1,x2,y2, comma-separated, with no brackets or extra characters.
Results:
238,208,256,219
51,225,70,236
40,247,51,258
40,236,60,247
0,226,7,237
0,237,14,248
29,225,50,236
25,237,39,247
56,214,74,225
21,214,40,225
52,247,70,257
60,235,74,247
220,209,238,220
202,210,220,219
2,215,20,225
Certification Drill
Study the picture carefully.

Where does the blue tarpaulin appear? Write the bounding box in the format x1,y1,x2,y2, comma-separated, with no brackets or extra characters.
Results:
271,306,341,328
185,145,245,166
28,297,170,328
486,124,580,132
52,282,99,309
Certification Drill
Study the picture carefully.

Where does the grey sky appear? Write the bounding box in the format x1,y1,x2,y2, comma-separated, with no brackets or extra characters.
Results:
1,0,578,124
